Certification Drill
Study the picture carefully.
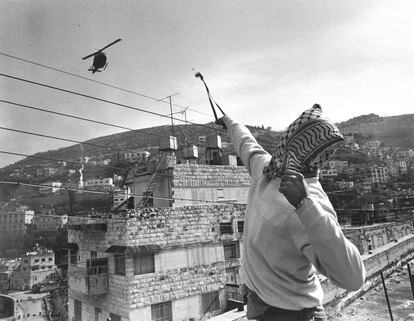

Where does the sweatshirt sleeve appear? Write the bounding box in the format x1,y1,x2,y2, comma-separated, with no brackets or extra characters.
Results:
295,196,366,291
222,115,271,178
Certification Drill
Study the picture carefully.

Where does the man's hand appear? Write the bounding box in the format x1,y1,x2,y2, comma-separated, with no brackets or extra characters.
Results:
215,117,227,129
279,170,309,208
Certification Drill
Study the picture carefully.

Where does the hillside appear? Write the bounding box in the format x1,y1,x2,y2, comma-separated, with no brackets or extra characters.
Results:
1,113,413,175
337,113,414,148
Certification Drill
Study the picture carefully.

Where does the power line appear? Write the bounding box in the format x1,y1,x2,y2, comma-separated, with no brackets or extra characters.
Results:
0,99,163,139
0,180,247,207
0,149,248,182
0,150,127,171
0,126,120,152
0,51,212,118
0,72,220,133
0,72,278,147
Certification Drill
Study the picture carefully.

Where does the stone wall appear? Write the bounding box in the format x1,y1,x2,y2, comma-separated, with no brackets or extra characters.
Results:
68,205,246,321
344,221,414,254
125,205,246,248
171,164,250,207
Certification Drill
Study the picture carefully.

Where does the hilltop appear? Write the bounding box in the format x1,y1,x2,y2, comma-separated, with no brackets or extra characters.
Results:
338,113,414,148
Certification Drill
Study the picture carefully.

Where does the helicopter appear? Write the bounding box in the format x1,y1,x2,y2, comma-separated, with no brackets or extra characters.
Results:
82,38,122,74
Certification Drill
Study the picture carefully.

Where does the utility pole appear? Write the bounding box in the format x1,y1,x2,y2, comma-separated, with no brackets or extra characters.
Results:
157,93,179,137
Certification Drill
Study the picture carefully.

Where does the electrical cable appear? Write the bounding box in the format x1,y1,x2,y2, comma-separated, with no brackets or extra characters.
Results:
0,72,222,133
0,150,127,171
0,180,247,207
0,126,120,152
0,99,163,139
13,214,414,269
0,149,249,182
1,180,412,221
0,72,279,147
0,51,212,118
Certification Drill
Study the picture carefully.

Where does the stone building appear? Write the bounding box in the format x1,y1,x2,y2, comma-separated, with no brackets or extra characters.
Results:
125,160,250,209
0,207,33,237
68,153,250,321
68,205,245,321
10,249,57,291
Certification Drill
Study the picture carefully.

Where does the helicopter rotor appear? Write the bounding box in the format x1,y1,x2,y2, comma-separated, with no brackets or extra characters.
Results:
82,38,122,60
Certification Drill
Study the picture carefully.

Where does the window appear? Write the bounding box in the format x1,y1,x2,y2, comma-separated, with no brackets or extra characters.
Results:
202,291,220,314
217,188,224,200
114,255,126,275
151,301,172,321
109,313,121,321
94,308,101,321
223,242,240,260
69,250,78,264
133,254,155,275
219,222,233,235
237,221,244,233
74,300,82,321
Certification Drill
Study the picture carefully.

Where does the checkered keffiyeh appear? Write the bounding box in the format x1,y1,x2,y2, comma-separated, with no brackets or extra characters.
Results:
263,104,344,179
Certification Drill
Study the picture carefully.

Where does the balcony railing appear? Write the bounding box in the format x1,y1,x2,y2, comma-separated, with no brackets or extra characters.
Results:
68,260,108,295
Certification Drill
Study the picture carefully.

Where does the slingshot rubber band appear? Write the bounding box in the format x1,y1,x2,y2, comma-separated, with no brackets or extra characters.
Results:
195,72,225,121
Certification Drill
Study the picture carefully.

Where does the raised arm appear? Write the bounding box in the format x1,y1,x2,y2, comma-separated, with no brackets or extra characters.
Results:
222,115,271,178
280,171,366,290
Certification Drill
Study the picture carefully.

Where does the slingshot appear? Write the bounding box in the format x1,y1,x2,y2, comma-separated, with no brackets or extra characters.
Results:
194,71,226,121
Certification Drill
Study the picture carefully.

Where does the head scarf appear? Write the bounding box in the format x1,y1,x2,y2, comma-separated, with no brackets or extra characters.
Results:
263,104,344,179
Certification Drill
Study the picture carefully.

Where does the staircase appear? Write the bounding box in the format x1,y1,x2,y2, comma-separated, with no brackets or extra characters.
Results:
135,154,169,209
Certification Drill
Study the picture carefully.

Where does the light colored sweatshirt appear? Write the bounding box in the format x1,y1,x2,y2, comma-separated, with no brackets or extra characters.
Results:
223,115,366,310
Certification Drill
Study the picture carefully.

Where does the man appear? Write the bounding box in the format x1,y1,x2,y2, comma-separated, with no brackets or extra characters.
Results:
217,104,365,321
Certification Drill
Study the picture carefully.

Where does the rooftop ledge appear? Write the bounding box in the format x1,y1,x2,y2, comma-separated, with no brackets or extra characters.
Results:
209,234,414,321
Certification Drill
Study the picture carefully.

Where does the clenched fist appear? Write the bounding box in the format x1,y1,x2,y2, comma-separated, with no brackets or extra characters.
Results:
279,170,309,208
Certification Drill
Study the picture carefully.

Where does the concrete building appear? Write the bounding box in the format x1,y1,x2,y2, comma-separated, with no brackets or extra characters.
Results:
84,178,114,192
113,188,132,208
10,249,57,291
398,160,408,174
337,181,355,190
0,291,49,320
38,181,62,194
124,150,150,163
362,166,389,184
32,213,68,231
0,208,34,236
319,168,338,180
36,167,58,177
0,260,19,293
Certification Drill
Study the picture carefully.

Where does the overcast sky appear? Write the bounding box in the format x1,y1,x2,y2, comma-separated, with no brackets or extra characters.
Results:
1,0,414,168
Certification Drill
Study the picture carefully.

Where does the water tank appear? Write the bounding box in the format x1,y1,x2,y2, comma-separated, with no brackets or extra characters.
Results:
183,146,199,159
159,136,177,151
206,134,221,149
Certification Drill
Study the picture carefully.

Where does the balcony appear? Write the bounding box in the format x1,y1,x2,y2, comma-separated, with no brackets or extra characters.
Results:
68,258,108,296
